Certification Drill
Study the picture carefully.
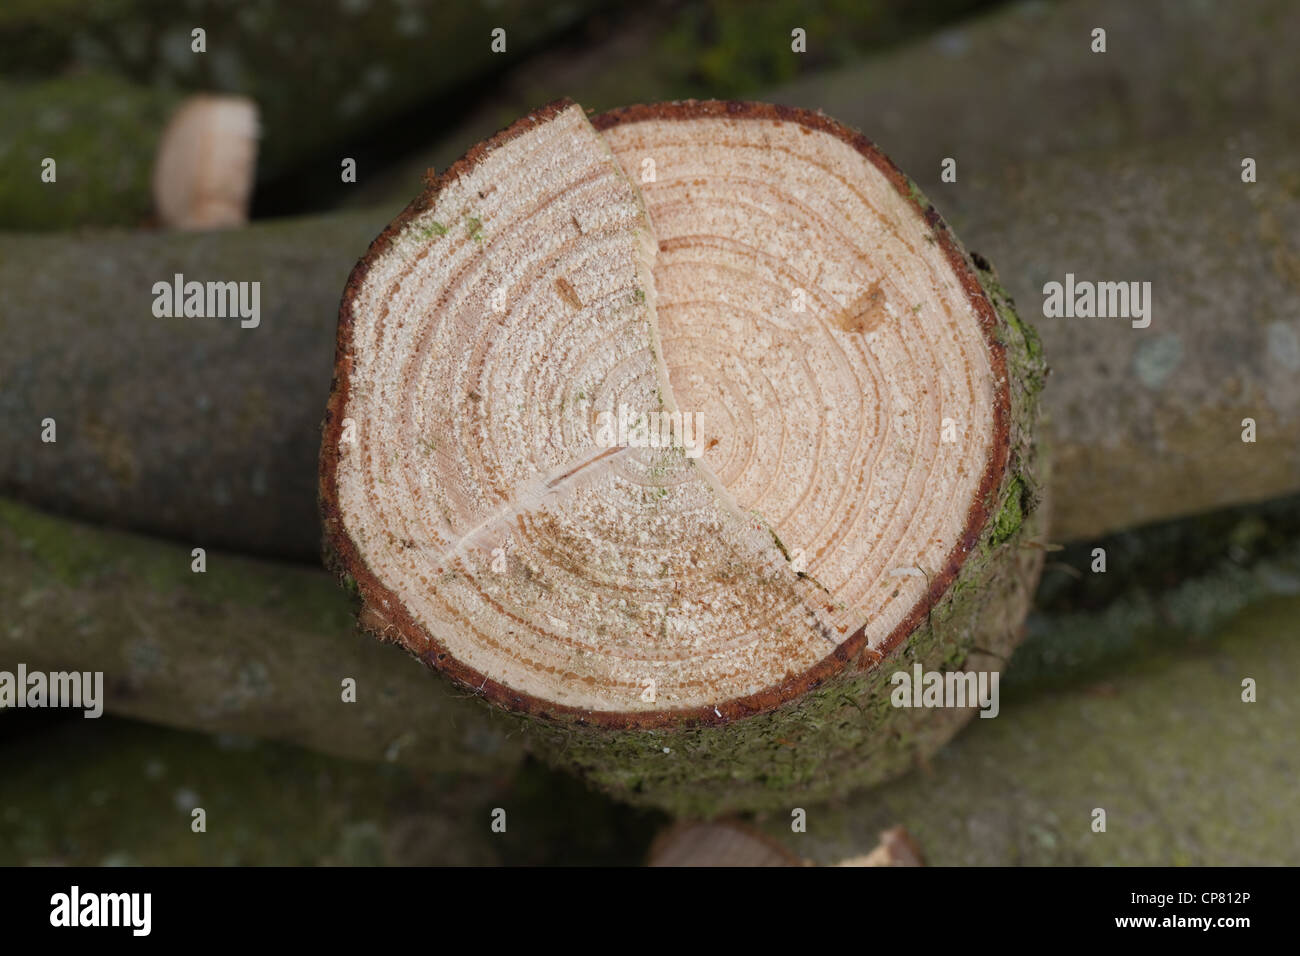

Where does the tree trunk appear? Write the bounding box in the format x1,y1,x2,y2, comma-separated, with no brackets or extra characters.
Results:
319,100,1047,814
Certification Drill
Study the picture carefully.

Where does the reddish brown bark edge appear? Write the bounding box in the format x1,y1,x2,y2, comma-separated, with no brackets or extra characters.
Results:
318,99,1014,732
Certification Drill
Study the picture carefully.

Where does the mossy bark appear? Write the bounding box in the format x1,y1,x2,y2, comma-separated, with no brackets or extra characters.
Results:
0,0,614,227
754,593,1300,865
0,497,523,775
0,73,183,230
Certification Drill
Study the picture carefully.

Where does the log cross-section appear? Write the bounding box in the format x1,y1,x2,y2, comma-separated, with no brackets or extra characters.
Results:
321,99,1046,813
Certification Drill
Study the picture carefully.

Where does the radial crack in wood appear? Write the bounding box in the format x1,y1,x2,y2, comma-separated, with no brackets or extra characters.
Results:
322,99,1046,811
599,102,1002,663
323,101,833,718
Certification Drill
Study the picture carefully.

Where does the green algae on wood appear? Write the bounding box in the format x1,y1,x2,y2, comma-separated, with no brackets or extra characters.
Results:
0,72,181,229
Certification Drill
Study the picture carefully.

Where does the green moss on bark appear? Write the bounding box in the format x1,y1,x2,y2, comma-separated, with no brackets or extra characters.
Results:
762,594,1300,865
0,72,181,229
0,497,525,775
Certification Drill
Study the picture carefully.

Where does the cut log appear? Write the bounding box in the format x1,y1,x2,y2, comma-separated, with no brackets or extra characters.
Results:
323,98,1048,813
151,95,259,230
836,826,926,867
646,821,924,867
647,821,804,867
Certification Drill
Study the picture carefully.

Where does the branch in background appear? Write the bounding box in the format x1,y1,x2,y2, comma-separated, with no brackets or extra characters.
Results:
782,0,1299,178
0,73,182,229
6,493,1300,815
0,498,524,776
945,134,1300,541
1009,493,1300,694
0,0,617,228
1,209,389,560
351,0,1300,213
4,125,1297,555
0,717,661,866
752,591,1300,865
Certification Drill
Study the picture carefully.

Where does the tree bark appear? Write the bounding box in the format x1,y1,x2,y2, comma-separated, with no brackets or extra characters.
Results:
0,498,523,775
0,0,615,228
752,591,1300,865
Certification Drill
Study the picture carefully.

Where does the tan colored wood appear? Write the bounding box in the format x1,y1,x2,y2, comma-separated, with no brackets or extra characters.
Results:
152,95,258,229
322,100,1026,752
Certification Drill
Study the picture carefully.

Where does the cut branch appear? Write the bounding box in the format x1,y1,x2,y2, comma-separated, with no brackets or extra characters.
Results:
320,100,1046,812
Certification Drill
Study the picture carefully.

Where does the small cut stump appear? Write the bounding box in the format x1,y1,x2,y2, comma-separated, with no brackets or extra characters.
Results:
320,99,1047,815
